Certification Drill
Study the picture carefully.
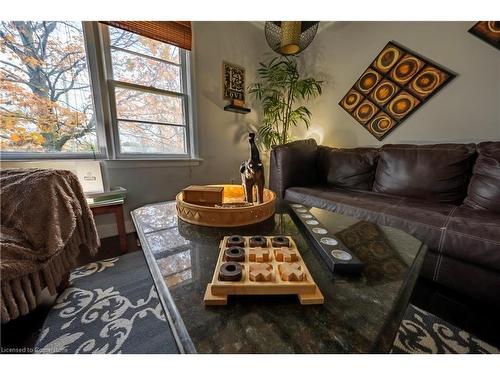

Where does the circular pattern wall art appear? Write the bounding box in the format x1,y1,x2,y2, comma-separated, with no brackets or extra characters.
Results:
340,89,363,112
354,99,379,124
338,41,455,141
468,21,500,50
373,44,404,73
409,66,449,99
390,54,424,85
367,113,396,140
370,79,400,105
386,91,421,121
356,69,382,94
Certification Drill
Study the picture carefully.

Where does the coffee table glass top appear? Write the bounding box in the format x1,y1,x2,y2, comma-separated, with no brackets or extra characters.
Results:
131,201,426,353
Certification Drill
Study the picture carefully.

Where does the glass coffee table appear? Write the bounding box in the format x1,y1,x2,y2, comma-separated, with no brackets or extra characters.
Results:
131,201,426,354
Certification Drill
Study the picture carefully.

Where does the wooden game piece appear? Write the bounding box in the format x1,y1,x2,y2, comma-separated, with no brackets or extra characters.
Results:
248,248,270,262
219,262,243,281
224,247,245,262
249,263,273,282
249,236,267,247
274,247,299,262
226,235,245,247
271,236,290,247
279,263,306,281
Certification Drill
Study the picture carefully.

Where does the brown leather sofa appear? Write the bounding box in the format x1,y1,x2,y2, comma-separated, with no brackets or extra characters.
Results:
270,139,500,307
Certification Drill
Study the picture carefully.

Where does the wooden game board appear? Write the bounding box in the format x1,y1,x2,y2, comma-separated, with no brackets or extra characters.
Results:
204,235,324,305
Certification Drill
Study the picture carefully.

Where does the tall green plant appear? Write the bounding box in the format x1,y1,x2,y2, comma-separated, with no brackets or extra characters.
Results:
249,56,323,149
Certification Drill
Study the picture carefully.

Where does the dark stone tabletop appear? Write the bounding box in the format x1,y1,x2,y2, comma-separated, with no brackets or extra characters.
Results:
131,201,426,353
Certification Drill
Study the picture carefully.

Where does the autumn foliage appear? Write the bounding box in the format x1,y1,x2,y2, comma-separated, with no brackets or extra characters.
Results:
1,21,187,155
1,21,95,152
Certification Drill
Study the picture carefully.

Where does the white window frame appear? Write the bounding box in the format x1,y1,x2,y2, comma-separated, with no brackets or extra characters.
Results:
1,21,198,162
100,24,196,160
0,22,107,160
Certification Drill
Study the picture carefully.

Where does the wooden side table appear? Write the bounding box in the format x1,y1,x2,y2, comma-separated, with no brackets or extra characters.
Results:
91,203,127,253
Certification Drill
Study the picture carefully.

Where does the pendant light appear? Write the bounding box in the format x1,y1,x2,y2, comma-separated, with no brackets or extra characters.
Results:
265,21,319,56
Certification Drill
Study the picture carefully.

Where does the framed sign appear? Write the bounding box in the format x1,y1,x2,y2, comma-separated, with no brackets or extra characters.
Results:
222,61,245,102
1,160,104,193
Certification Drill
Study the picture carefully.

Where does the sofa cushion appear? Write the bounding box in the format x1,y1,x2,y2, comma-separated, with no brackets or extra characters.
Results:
441,207,500,272
269,139,318,199
463,142,500,213
316,147,379,191
373,143,476,204
422,251,500,307
285,186,500,273
285,186,453,251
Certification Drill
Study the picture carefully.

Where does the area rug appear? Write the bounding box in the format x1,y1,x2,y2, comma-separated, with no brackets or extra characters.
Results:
35,252,179,354
34,252,498,354
392,304,499,354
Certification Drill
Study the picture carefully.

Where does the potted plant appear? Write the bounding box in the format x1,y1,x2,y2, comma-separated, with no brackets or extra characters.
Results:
249,56,323,150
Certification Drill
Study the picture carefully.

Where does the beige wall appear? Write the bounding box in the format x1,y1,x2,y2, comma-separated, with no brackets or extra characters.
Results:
96,21,268,234
1,22,268,236
3,22,499,237
293,21,500,147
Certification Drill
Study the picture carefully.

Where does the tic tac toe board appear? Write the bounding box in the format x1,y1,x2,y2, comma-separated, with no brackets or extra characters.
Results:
204,235,324,305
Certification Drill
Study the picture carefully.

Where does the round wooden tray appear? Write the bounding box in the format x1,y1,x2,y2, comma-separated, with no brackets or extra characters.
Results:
176,184,276,227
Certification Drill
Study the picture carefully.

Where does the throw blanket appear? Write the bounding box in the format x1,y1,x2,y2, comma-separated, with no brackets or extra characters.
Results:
1,169,100,323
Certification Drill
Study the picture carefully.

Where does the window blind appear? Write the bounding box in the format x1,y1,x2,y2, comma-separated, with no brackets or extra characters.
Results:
100,21,192,51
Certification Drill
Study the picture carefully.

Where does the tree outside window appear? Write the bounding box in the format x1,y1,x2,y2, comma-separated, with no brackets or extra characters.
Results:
0,22,193,158
0,21,97,153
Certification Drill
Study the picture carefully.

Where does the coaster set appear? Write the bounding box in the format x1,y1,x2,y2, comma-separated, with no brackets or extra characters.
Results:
204,235,324,305
289,204,365,275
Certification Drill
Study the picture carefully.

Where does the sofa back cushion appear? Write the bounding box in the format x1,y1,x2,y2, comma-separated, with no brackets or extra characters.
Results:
463,142,500,212
373,144,476,203
317,146,379,191
269,139,318,198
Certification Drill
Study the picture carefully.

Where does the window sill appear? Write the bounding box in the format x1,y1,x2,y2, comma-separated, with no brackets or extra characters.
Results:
102,158,203,169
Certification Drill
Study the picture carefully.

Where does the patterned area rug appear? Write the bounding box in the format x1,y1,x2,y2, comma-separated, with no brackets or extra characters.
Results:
393,304,499,354
35,252,179,354
34,253,498,354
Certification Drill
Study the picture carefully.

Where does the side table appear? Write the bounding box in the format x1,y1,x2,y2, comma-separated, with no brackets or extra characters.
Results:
90,203,127,252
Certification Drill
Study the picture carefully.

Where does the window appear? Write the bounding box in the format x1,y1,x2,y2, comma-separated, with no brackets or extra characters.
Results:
0,22,196,160
0,21,101,156
104,25,192,157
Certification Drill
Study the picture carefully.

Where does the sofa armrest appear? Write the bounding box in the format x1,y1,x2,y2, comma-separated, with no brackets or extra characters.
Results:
269,139,318,200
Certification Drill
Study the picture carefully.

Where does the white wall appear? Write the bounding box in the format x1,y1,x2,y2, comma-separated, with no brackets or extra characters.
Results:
294,21,500,147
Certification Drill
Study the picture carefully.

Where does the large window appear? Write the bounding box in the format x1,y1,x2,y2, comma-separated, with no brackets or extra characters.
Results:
104,25,191,157
0,22,195,160
0,22,100,156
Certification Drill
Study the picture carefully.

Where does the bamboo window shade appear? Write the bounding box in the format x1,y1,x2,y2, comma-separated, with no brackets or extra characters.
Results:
101,21,192,51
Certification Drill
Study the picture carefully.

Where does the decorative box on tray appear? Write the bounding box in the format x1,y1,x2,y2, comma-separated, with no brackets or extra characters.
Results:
182,185,224,206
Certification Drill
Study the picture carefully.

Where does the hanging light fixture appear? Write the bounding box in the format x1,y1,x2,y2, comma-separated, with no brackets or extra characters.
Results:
265,21,319,56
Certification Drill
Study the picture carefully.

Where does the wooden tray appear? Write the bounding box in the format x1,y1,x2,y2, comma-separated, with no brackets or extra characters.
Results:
176,184,276,227
204,235,324,305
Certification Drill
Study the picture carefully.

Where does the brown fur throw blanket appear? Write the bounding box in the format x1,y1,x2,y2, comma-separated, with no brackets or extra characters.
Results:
1,169,100,323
